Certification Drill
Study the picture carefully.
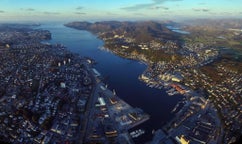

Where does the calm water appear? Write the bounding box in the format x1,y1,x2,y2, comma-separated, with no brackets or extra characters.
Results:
166,25,190,34
39,23,182,143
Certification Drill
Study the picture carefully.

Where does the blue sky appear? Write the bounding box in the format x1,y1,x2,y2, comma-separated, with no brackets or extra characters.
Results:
0,0,241,22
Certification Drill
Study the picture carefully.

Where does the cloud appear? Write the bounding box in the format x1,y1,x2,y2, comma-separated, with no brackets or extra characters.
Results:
202,8,210,12
21,8,35,11
75,12,86,15
193,8,210,12
43,11,60,15
208,12,217,15
198,2,206,5
220,12,232,15
192,8,200,12
0,10,4,13
26,8,35,11
133,13,146,16
106,12,118,16
122,3,153,11
76,6,83,10
121,0,183,11
150,6,169,10
153,0,181,2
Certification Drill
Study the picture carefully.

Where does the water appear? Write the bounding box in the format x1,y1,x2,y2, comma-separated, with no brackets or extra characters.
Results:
39,23,182,143
166,25,190,34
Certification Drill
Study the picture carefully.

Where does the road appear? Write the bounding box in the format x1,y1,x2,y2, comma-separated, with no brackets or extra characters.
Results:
77,63,100,144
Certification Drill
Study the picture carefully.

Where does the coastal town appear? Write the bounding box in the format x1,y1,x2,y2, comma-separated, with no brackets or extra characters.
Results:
1,0,242,143
0,21,241,144
106,30,241,144
66,21,242,144
0,24,149,144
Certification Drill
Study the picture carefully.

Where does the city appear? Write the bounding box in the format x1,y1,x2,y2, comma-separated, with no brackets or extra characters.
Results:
66,20,242,143
0,25,148,143
0,0,242,144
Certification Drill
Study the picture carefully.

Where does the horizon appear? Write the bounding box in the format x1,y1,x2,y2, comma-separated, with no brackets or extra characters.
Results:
0,0,242,22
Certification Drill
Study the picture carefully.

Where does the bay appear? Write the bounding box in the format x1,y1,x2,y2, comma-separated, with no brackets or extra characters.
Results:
39,23,182,143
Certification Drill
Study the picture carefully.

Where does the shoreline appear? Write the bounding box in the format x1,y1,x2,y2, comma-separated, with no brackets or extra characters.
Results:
96,37,190,98
64,24,190,103
62,25,227,144
39,23,238,144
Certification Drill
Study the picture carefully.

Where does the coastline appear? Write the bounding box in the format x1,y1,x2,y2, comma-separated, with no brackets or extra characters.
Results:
62,24,229,144
99,45,150,66
64,24,188,103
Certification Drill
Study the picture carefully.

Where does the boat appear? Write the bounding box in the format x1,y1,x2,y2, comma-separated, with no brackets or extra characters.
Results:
166,88,180,96
172,103,180,113
130,129,145,138
113,89,116,95
149,84,154,88
152,129,155,134
158,86,163,89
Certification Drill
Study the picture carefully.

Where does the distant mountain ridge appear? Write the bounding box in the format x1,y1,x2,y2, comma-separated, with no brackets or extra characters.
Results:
65,21,180,43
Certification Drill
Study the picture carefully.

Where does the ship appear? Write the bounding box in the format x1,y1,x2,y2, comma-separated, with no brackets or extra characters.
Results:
166,88,179,96
130,129,145,138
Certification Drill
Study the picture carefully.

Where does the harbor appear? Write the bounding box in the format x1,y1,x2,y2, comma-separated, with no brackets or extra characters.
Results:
84,68,150,143
39,23,183,143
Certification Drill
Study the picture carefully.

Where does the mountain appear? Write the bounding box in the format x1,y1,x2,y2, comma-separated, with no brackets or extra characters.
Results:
65,21,180,43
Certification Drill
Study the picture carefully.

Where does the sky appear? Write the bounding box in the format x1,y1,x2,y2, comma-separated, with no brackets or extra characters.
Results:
0,0,242,22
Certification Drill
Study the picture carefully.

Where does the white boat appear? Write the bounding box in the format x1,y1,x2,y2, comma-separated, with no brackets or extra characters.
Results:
130,129,145,138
